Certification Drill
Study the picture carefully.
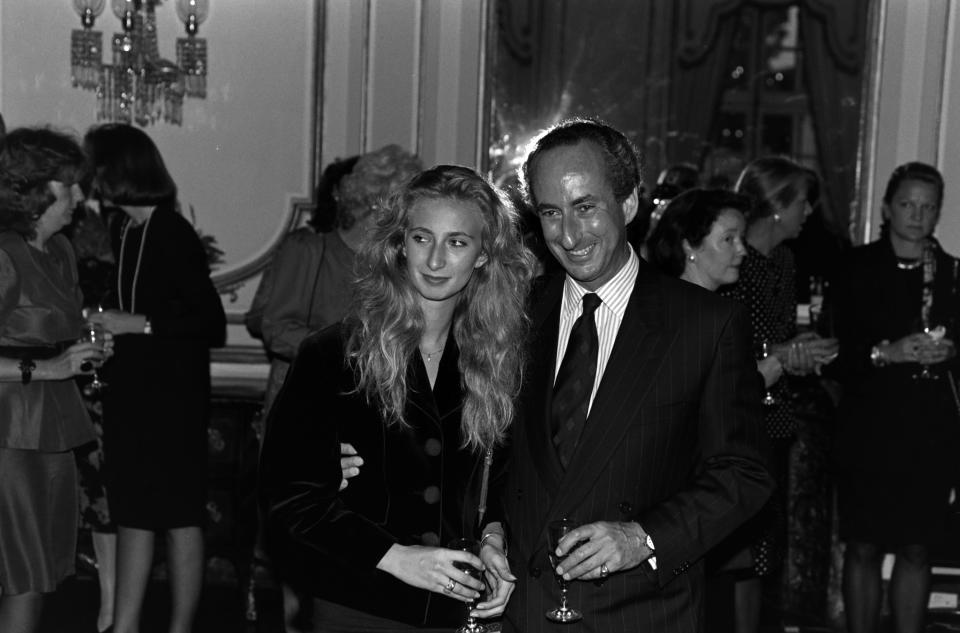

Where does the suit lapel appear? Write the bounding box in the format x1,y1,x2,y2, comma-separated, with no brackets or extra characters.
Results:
431,335,463,424
407,335,461,428
523,275,566,494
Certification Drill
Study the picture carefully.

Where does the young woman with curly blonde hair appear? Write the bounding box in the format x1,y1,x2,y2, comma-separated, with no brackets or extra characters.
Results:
260,164,536,632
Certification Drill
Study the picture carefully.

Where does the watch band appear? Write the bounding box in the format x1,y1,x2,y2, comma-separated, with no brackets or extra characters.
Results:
870,339,890,367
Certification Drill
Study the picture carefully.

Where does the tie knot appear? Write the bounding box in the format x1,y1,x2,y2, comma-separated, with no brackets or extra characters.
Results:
581,293,601,315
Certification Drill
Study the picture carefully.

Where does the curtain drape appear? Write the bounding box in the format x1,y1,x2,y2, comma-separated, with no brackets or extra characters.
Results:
800,8,868,236
669,0,868,236
667,14,737,166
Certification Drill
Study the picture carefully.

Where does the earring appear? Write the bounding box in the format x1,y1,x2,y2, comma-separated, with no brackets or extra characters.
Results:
773,213,781,223
687,254,695,262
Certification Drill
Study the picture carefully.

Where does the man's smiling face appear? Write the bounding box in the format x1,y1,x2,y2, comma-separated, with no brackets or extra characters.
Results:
531,140,637,290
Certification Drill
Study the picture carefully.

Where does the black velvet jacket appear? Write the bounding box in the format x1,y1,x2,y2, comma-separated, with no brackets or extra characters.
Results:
258,323,497,627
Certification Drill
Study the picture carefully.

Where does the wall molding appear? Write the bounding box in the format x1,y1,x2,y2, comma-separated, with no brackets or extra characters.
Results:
211,0,326,298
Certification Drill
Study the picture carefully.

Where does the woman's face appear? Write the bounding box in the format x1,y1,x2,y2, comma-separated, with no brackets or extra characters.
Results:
35,180,83,239
685,208,746,291
775,182,812,239
883,178,940,245
404,197,489,305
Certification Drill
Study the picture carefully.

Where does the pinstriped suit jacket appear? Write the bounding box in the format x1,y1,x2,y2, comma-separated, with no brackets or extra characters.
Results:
502,263,774,633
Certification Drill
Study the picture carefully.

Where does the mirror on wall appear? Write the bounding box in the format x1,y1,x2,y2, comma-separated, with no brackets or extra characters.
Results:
487,0,869,241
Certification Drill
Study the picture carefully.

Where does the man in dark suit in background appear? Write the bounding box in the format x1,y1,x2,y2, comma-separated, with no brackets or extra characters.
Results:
500,118,774,632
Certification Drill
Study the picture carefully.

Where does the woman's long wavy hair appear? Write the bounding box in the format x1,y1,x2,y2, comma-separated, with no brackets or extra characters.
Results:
346,165,537,451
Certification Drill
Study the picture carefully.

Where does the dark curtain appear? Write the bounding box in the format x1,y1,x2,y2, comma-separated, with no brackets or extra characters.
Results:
669,0,868,237
800,5,869,237
667,12,738,165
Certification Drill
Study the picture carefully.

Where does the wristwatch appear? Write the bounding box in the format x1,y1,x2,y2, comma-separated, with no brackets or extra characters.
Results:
19,358,35,385
870,340,889,367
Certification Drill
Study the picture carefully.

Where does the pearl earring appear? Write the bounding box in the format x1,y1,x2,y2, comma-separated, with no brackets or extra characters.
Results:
773,213,781,222
688,254,695,262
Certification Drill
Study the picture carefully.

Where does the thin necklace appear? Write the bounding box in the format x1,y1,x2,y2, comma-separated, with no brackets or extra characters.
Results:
420,344,445,363
118,213,153,313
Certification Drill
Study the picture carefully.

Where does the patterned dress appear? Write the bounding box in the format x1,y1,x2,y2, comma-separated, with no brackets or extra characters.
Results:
719,242,798,577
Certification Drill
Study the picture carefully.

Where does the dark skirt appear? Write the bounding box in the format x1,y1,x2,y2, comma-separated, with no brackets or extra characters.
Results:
838,467,952,546
0,448,78,594
104,411,208,530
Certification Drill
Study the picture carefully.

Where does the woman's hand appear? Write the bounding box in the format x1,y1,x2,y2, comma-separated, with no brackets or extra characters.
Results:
339,443,363,491
884,333,956,365
472,533,516,619
102,330,116,360
757,355,783,388
919,337,956,365
376,544,485,603
45,342,107,379
775,333,838,375
87,309,148,335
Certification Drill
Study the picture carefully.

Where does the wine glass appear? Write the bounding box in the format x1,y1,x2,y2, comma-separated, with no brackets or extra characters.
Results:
80,321,108,395
758,340,777,406
915,324,946,380
448,538,487,633
545,518,583,623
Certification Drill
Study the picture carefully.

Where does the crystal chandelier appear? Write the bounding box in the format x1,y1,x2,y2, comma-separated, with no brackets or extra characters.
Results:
71,0,210,126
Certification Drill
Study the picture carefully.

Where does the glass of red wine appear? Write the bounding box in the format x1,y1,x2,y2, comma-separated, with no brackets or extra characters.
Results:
448,538,487,633
545,518,583,623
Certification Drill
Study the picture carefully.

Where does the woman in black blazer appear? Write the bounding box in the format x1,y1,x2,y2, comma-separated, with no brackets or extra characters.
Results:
259,165,536,632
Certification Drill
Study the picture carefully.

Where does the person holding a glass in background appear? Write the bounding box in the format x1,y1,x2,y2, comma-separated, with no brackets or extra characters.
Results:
835,162,960,633
718,156,839,633
83,123,226,633
259,165,535,632
0,127,112,633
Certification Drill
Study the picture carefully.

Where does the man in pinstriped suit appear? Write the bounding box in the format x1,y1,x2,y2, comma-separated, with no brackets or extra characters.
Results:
500,118,774,632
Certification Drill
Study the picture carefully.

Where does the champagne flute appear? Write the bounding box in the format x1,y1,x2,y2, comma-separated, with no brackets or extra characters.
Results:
80,321,108,395
448,538,487,633
545,518,583,623
915,324,945,380
758,340,777,405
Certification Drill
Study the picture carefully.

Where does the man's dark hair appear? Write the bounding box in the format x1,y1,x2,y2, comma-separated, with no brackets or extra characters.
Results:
520,117,642,205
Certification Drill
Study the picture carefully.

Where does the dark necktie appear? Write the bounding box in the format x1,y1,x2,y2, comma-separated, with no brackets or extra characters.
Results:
551,292,602,469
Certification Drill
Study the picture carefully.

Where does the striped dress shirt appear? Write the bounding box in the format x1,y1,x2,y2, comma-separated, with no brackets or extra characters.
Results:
555,246,640,415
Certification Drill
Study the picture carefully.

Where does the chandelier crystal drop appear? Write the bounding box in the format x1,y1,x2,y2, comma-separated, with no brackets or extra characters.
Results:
71,0,210,127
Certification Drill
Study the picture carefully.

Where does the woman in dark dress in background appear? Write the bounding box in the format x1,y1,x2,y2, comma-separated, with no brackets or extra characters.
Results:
260,165,535,632
836,162,960,633
85,123,226,633
721,157,838,633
